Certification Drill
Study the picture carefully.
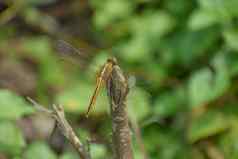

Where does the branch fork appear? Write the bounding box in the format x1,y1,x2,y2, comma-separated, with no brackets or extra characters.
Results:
27,60,133,159
27,97,91,159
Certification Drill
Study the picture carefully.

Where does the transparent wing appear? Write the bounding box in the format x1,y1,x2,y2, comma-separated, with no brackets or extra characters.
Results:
128,75,137,89
56,40,82,57
55,40,90,66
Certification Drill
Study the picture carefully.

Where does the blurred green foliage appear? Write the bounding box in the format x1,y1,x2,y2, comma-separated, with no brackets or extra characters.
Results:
0,90,34,120
0,0,238,158
23,141,57,159
0,121,25,156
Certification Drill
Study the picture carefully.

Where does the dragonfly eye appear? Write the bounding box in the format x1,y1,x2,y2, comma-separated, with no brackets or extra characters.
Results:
107,57,117,65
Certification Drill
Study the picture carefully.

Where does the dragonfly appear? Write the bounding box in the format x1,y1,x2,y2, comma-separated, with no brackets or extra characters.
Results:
56,40,120,117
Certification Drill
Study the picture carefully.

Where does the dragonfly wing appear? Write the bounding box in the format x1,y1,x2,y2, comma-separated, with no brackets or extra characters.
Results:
128,75,137,89
56,40,82,56
55,40,90,66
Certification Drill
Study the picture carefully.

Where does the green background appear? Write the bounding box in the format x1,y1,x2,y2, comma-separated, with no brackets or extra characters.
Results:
0,0,238,158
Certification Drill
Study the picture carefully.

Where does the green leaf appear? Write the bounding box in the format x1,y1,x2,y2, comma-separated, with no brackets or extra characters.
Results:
94,0,133,28
0,26,15,41
90,144,107,159
211,53,230,96
153,87,186,118
143,125,189,159
199,0,238,15
21,36,65,86
119,37,151,62
118,11,175,62
159,28,219,65
39,57,65,86
130,11,175,39
114,11,175,63
187,110,229,143
188,53,230,108
0,90,34,120
199,0,231,21
60,151,78,159
21,36,52,60
0,121,25,156
165,0,195,18
223,27,238,51
188,10,218,30
188,68,214,107
190,0,238,30
132,145,145,159
24,141,57,159
218,117,238,159
226,52,238,76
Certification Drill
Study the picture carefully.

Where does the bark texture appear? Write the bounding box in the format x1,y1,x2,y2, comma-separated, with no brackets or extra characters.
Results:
106,65,133,159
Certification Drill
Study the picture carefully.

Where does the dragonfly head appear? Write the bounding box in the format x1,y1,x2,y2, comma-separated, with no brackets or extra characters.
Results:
107,57,117,65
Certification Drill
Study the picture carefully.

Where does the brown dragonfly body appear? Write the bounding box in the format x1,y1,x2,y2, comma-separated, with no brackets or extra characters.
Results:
86,58,117,117
56,40,117,117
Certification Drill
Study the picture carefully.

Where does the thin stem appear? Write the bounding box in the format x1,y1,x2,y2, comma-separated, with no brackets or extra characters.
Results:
131,119,148,159
27,97,91,159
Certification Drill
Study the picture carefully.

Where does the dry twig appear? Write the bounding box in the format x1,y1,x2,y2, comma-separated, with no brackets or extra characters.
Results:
27,97,91,159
